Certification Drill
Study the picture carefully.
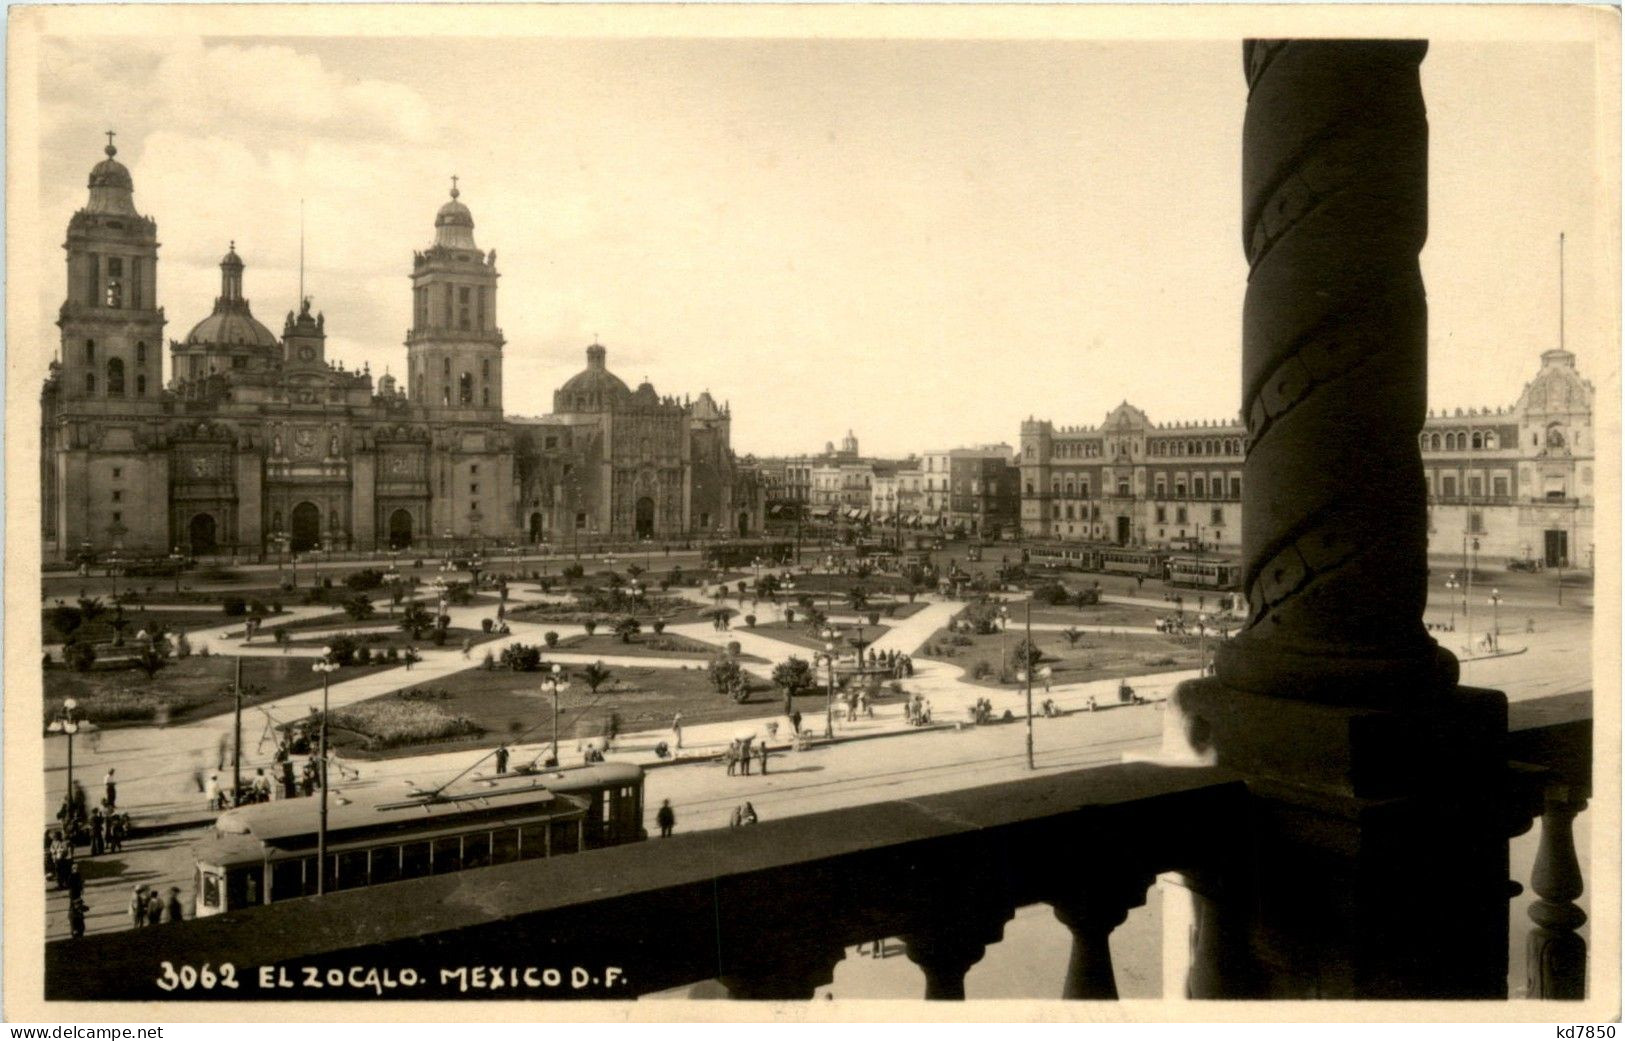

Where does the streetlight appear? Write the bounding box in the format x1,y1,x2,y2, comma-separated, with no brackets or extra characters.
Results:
47,698,85,824
997,604,1011,682
541,663,570,766
1487,588,1503,652
383,565,402,616
432,570,450,627
310,650,341,895
817,627,840,739
1443,572,1460,631
171,544,186,593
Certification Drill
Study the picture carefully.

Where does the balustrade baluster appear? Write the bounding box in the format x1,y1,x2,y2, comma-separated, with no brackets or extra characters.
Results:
1049,876,1152,999
901,907,1013,1000
1527,786,1588,999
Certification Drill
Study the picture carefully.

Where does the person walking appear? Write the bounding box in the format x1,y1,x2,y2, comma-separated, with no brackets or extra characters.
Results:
144,891,164,927
66,863,84,905
104,768,117,811
205,774,221,811
129,885,147,930
672,712,684,751
164,887,186,924
461,637,473,660
739,740,752,776
68,898,87,940
757,740,769,776
495,744,509,775
656,799,676,838
725,743,738,777
89,808,105,857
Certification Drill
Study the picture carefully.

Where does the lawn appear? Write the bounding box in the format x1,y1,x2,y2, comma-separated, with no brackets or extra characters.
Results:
41,655,390,728
748,620,893,655
41,606,257,646
325,661,830,759
1023,603,1173,628
552,632,764,662
918,628,1205,689
280,625,498,652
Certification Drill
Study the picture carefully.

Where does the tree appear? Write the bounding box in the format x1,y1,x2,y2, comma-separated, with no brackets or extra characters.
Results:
134,642,167,679
399,603,433,639
756,573,781,599
579,661,613,696
651,618,666,635
76,597,107,625
544,630,560,647
627,563,645,581
65,640,97,672
1008,638,1043,675
1062,626,1084,647
772,656,814,713
709,657,749,702
342,594,376,622
847,586,870,612
613,616,642,643
583,618,599,636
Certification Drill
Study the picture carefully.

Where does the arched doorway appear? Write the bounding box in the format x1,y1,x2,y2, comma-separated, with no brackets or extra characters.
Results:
290,502,321,552
635,497,656,539
188,513,217,554
738,511,750,538
529,512,545,543
388,509,413,549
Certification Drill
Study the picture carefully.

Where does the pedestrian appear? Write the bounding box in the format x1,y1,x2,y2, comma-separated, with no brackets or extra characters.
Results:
461,637,473,660
672,712,684,750
67,863,84,904
252,768,272,802
739,739,753,776
216,733,229,771
740,801,759,826
129,885,147,930
205,774,221,811
104,768,117,811
656,799,676,838
88,808,104,857
758,741,769,775
725,743,738,777
53,835,73,889
145,891,164,927
729,804,743,828
790,709,802,735
45,830,57,882
164,887,186,924
405,645,417,670
68,898,87,939
495,744,509,775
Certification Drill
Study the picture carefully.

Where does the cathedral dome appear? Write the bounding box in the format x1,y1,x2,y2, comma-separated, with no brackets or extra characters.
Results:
184,244,279,350
556,343,631,411
433,179,479,250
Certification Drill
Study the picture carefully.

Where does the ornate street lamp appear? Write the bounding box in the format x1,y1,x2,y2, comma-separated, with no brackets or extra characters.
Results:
817,632,839,739
311,649,341,895
1487,588,1503,651
47,698,86,824
540,663,570,766
1443,572,1460,631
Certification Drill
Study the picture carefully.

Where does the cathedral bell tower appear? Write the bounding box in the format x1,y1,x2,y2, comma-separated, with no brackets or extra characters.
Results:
406,178,503,412
58,132,165,400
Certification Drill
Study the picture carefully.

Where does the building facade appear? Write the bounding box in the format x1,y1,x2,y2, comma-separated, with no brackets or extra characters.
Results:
1019,350,1595,567
40,139,759,561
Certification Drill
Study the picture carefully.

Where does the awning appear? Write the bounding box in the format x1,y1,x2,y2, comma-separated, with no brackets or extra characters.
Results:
856,509,871,521
810,507,834,519
921,513,940,525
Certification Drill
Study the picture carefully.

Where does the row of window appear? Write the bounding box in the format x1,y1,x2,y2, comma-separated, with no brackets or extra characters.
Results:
1421,430,1502,452
415,358,496,406
1027,475,1243,499
83,360,147,397
1037,437,1245,460
413,285,492,333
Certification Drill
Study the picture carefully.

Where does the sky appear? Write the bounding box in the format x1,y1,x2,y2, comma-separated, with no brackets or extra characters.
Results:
29,28,1609,457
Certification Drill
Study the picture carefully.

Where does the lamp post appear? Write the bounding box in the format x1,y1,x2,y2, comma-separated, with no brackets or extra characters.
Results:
1444,572,1460,630
47,698,85,823
1556,554,1567,606
1487,588,1503,652
998,604,1011,682
311,649,340,895
171,544,186,593
383,566,402,617
820,628,838,739
541,663,570,766
432,571,450,627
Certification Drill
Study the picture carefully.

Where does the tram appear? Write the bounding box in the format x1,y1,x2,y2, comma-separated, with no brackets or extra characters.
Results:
1026,542,1100,571
191,762,644,917
1164,555,1242,590
1097,547,1167,577
704,540,795,570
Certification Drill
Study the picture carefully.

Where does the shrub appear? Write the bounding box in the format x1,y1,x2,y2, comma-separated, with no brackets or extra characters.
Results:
481,650,496,671
651,619,666,635
1033,582,1071,607
436,614,451,630
971,660,993,680
772,656,814,693
1072,588,1102,607
399,603,433,638
613,616,642,642
327,634,361,666
1008,639,1043,673
481,618,494,633
951,633,974,647
544,630,560,648
562,564,585,581
867,611,880,626
500,644,544,672
727,640,742,657
355,645,373,666
345,568,386,591
247,598,268,617
270,600,284,613
174,632,193,658
65,641,97,672
222,596,248,617
709,657,748,701
332,699,483,750
784,608,796,625
342,594,376,622
385,647,400,662
744,614,757,628
583,619,598,636
430,627,448,646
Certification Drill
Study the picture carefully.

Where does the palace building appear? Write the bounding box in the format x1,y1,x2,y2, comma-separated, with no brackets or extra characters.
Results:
1018,349,1595,568
39,137,760,560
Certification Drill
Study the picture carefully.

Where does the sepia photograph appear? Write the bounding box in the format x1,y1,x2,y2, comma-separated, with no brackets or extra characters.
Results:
4,2,1618,1024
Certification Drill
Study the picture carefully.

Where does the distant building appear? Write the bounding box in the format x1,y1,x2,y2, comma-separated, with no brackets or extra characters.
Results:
1018,350,1594,567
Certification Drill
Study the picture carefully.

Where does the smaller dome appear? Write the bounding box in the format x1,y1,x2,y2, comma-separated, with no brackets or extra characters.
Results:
185,311,279,350
433,178,478,250
220,241,244,268
84,135,139,217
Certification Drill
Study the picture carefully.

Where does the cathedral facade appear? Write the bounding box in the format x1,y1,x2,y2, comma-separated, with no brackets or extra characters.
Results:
39,139,760,561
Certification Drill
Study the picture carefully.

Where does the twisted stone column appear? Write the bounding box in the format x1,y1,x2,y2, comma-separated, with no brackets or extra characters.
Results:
1215,39,1458,702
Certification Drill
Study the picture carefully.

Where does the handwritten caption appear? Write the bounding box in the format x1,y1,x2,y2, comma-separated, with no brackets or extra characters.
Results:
155,961,628,996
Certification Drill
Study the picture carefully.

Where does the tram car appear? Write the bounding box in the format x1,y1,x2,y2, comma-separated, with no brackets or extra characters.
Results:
191,762,644,917
1097,547,1167,577
1164,555,1242,590
1025,542,1101,571
704,539,795,570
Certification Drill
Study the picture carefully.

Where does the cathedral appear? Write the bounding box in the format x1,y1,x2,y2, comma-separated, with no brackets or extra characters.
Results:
39,137,761,561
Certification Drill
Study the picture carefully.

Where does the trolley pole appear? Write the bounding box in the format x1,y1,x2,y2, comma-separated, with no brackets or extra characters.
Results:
1025,600,1035,770
232,656,243,802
